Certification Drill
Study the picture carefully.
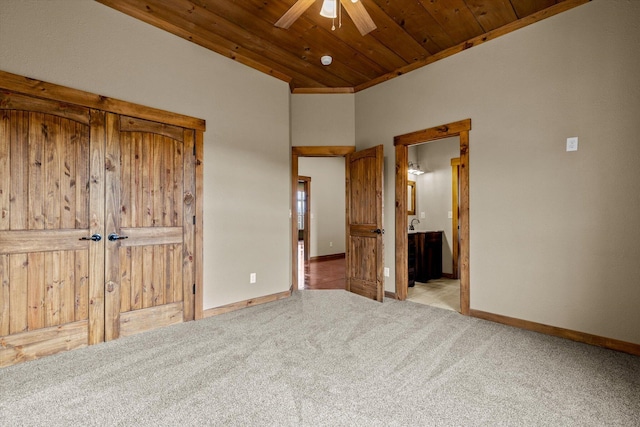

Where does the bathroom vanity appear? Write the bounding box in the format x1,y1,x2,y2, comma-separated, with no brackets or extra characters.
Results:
407,231,443,286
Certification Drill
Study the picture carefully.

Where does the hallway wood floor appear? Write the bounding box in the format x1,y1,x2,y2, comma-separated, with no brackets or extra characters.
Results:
298,242,345,290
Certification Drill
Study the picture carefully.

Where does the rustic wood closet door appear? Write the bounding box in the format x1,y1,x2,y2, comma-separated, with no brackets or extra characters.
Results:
0,93,105,366
0,91,199,366
103,114,195,341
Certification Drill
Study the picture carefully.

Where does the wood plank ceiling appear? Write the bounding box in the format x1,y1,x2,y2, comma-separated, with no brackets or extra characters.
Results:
97,0,590,93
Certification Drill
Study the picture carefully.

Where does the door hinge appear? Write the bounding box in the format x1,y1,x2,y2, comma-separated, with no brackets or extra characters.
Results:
193,215,196,225
193,283,196,295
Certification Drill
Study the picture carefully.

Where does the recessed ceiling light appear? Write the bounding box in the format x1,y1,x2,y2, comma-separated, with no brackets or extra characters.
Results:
321,55,333,66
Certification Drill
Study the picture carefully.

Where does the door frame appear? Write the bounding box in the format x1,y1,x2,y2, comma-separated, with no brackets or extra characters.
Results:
451,157,460,280
291,146,355,291
297,176,311,262
394,119,471,315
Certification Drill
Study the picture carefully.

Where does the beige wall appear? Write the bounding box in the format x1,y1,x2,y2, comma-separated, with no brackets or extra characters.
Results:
291,94,355,147
298,157,346,257
355,0,640,344
414,137,460,275
0,0,292,309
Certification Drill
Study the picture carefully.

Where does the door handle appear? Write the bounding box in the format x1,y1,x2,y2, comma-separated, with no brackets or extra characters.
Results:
371,228,385,235
108,233,129,242
80,234,102,242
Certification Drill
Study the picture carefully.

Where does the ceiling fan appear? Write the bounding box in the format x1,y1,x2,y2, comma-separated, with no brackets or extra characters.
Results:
275,0,377,36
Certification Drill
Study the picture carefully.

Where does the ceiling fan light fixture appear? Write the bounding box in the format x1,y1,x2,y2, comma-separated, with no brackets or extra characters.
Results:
320,0,337,18
321,55,333,66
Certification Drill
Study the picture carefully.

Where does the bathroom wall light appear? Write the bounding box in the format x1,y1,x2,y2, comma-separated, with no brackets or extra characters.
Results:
408,161,424,175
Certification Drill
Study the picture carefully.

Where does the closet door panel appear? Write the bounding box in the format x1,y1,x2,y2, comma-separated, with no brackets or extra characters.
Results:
0,101,97,367
104,114,193,341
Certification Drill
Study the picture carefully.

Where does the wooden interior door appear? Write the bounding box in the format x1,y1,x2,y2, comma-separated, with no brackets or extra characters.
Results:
345,145,384,301
104,114,195,341
0,93,104,366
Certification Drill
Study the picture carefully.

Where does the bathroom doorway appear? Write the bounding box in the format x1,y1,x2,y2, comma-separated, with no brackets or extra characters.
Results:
394,119,471,315
405,139,461,312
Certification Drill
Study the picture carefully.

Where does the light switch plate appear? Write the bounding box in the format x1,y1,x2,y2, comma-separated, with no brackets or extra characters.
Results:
384,267,389,277
566,137,578,152
420,212,425,219
448,211,453,219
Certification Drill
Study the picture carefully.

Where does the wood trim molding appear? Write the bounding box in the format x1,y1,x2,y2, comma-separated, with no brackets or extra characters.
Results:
450,158,460,280
394,145,408,301
310,253,345,262
298,176,311,262
470,309,640,357
394,119,471,146
292,146,356,157
203,290,291,318
292,87,355,94
194,130,204,320
394,120,471,316
291,153,299,292
458,132,470,315
0,70,206,131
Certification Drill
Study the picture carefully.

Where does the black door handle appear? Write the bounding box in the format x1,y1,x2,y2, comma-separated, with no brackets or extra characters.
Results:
80,234,102,242
108,233,129,242
371,229,385,235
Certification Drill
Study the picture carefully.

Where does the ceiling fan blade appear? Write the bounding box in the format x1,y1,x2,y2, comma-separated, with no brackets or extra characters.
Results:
275,0,316,29
341,0,377,36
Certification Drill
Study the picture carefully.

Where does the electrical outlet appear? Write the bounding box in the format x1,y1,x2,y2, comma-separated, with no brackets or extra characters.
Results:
420,212,425,219
448,211,453,219
250,273,256,284
384,267,390,277
566,137,578,152
329,242,333,247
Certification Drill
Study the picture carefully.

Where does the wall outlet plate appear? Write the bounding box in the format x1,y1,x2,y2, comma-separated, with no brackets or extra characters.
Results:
566,137,578,152
384,267,390,277
250,273,256,283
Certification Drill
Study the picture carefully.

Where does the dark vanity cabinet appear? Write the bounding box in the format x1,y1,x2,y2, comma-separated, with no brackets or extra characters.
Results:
408,231,443,286
408,233,417,287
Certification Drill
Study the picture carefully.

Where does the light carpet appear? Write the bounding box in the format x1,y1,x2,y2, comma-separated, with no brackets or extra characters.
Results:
1,290,639,426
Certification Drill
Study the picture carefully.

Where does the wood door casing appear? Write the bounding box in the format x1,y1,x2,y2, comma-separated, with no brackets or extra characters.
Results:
345,145,384,302
0,93,101,366
104,113,195,341
394,119,470,313
290,146,356,291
